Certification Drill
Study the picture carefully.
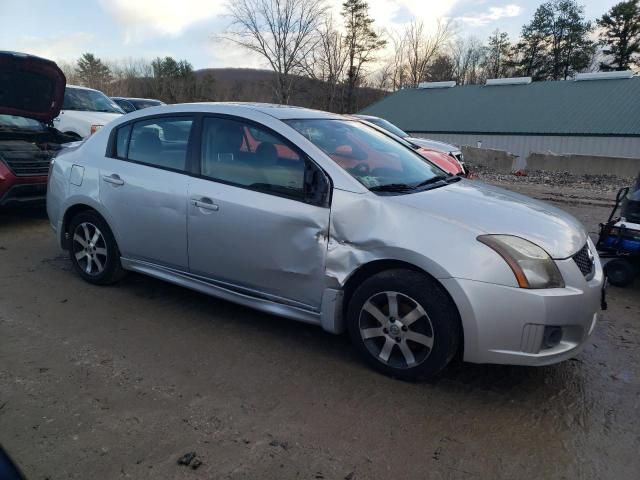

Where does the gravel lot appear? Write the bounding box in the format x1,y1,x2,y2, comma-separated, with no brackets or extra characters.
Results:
1,179,639,479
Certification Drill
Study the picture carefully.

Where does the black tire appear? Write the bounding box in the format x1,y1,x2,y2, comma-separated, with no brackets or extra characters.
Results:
604,258,636,287
68,210,125,285
347,269,461,381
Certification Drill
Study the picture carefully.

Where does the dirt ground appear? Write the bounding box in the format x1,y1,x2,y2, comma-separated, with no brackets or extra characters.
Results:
1,181,639,480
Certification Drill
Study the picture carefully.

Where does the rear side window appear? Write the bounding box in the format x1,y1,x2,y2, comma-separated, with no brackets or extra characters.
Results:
112,116,193,172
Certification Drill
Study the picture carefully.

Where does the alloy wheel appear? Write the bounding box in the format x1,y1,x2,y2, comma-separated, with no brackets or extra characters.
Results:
72,222,108,276
358,291,434,369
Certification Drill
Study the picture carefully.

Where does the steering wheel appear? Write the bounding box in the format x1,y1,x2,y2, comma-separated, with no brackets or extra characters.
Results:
351,163,370,176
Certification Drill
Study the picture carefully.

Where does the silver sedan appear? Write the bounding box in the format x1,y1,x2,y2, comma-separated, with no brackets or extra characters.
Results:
46,103,604,380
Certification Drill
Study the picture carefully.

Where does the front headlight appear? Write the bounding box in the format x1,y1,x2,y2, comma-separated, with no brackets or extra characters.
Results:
478,235,564,289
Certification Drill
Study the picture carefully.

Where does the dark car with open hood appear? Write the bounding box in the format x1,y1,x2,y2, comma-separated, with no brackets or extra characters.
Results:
0,51,76,207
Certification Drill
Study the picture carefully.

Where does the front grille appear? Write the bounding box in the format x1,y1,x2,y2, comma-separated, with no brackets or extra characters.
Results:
1,140,53,176
572,243,594,279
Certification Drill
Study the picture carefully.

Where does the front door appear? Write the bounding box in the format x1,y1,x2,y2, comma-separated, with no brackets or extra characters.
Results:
187,116,331,310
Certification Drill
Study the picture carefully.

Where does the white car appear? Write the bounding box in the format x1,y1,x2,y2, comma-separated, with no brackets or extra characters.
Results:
53,85,124,139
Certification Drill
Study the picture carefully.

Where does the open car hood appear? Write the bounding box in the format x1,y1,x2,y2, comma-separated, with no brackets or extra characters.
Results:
0,51,66,123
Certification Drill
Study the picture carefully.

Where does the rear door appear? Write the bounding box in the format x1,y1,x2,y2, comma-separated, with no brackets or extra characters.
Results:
187,116,331,310
99,115,194,269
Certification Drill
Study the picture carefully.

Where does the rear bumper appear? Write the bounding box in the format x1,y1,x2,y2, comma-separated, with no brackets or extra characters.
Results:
441,252,604,366
0,162,48,206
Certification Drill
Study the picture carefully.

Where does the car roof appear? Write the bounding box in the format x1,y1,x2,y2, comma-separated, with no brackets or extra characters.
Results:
351,114,378,120
113,97,163,102
66,84,101,92
215,102,344,120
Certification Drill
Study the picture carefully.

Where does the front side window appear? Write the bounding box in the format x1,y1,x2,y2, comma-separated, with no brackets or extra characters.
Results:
118,116,193,171
286,119,448,194
63,88,124,114
200,117,310,201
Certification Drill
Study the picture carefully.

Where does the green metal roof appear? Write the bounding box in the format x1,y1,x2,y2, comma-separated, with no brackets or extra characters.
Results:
360,77,640,137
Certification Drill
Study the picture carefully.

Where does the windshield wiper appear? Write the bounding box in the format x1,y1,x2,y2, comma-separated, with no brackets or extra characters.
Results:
415,175,448,188
415,174,462,190
369,183,417,193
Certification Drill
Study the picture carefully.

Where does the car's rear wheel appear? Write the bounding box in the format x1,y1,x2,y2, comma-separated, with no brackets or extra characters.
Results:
68,210,125,285
347,269,461,381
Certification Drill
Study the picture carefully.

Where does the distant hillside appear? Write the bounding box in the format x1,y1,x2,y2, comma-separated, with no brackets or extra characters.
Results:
110,67,386,113
194,68,387,113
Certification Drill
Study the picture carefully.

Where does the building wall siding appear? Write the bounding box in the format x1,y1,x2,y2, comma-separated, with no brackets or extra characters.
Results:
410,133,640,165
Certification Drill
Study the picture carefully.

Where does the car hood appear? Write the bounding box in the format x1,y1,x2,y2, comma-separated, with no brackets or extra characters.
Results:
406,136,459,153
389,180,587,259
0,51,66,122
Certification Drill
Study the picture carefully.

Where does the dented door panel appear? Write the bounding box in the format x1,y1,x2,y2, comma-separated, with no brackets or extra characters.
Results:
187,177,330,309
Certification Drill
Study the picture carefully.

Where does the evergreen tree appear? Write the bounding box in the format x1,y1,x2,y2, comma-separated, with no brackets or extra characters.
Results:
342,0,386,112
598,0,640,70
76,53,112,90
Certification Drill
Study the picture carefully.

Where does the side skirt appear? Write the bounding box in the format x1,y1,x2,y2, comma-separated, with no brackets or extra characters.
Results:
120,257,326,328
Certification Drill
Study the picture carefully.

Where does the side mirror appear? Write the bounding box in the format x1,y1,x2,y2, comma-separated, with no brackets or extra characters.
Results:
304,160,331,207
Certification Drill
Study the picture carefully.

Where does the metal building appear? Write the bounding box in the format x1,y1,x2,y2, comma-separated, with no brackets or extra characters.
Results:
360,72,640,161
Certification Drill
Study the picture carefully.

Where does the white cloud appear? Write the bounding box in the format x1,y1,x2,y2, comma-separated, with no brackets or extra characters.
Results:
99,0,226,43
458,4,522,27
13,32,95,61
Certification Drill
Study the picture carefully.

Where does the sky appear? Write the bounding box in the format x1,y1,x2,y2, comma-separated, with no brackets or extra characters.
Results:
0,0,622,70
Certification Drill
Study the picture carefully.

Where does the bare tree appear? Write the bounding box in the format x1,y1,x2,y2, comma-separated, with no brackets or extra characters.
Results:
224,0,328,104
404,19,452,87
385,28,408,90
304,15,348,110
449,36,486,85
56,60,80,85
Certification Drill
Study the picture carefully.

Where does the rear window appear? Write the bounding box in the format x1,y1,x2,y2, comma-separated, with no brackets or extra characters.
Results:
130,99,164,109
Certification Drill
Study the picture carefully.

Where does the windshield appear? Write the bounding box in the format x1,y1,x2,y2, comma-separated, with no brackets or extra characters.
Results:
0,114,44,130
63,88,124,114
365,117,408,138
286,119,449,194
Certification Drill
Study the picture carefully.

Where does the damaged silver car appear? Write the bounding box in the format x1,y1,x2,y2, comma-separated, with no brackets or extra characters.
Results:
46,103,605,380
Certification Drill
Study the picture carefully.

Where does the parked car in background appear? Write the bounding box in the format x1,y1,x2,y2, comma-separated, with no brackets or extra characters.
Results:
48,103,605,380
111,97,165,114
54,85,124,139
352,114,466,174
0,51,75,207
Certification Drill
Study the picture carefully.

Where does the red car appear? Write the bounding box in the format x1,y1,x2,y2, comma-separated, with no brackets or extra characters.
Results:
0,52,73,207
415,146,465,176
348,115,466,176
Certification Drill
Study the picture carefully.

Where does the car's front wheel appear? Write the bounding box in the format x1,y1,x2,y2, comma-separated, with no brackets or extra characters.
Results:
347,269,461,381
68,210,125,285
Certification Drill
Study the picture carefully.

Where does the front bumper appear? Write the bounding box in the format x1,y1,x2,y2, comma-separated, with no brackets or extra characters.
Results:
441,253,604,366
0,162,48,207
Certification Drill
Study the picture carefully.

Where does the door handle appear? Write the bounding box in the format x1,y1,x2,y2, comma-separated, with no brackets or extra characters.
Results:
102,174,124,186
191,197,219,211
